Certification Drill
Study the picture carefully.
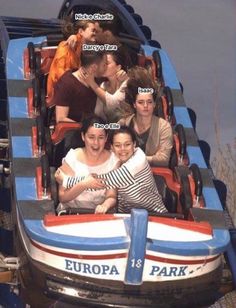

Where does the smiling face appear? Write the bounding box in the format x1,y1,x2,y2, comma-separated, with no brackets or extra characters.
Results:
133,93,155,117
111,132,135,163
82,126,107,157
79,22,97,43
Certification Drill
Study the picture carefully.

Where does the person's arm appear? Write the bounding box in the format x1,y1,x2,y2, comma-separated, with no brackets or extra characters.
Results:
97,165,135,188
55,59,68,82
57,160,120,189
57,161,83,203
55,167,85,187
63,165,136,190
147,120,173,166
96,149,145,188
56,160,106,203
56,105,75,123
57,168,117,212
63,149,144,190
88,73,127,107
95,188,117,213
56,170,99,190
75,69,107,102
52,42,71,82
59,180,87,203
58,174,106,203
104,80,127,110
66,34,78,50
88,79,106,102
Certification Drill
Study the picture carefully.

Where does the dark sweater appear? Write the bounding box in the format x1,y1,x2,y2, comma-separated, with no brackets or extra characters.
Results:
52,70,97,122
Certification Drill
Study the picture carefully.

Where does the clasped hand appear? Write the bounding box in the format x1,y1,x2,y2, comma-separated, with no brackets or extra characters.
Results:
83,174,106,190
55,168,106,190
116,69,128,83
77,67,95,86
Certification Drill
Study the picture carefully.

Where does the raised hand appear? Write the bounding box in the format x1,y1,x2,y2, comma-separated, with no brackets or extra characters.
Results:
77,68,95,86
66,34,78,50
116,69,128,83
95,204,108,214
82,174,106,190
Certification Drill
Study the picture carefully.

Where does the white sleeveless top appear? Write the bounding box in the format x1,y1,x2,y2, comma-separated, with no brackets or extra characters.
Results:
61,149,118,210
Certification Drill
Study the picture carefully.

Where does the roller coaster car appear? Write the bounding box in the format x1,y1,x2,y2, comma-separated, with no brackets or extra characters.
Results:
25,41,161,81
35,145,203,219
34,109,188,173
172,123,189,167
2,1,229,306
24,41,158,81
33,118,203,218
24,42,57,78
24,42,163,129
25,42,184,168
155,86,174,123
32,116,82,166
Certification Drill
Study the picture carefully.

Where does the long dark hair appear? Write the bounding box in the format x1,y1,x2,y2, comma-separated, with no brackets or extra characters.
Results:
109,125,136,144
81,115,108,135
107,45,133,71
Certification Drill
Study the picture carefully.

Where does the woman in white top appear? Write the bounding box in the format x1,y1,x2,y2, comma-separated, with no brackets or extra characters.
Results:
58,126,167,214
56,115,119,214
120,66,173,167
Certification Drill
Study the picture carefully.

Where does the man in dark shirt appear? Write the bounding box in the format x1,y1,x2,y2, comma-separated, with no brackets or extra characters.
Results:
53,49,107,123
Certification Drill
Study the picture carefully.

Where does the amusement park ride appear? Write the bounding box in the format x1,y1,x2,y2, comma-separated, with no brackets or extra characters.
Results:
0,0,235,307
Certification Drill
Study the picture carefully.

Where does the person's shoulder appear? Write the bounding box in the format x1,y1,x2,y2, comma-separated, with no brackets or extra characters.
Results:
123,147,147,175
53,71,73,96
54,41,70,56
63,148,76,164
67,147,83,157
157,116,172,130
57,70,74,84
118,114,134,126
125,147,146,166
109,151,120,164
74,147,84,158
64,148,76,159
154,115,170,126
57,40,69,50
63,148,85,170
134,147,146,159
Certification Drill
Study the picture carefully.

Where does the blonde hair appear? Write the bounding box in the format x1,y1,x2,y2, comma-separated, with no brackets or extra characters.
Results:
62,18,95,38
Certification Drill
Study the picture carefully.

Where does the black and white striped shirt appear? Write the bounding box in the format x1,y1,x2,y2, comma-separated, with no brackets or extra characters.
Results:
65,148,167,213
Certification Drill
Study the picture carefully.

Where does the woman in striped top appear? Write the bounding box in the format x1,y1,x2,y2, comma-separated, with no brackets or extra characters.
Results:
58,126,167,214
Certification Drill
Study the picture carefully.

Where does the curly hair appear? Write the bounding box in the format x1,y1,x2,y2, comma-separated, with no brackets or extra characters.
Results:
61,18,96,38
125,66,159,107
